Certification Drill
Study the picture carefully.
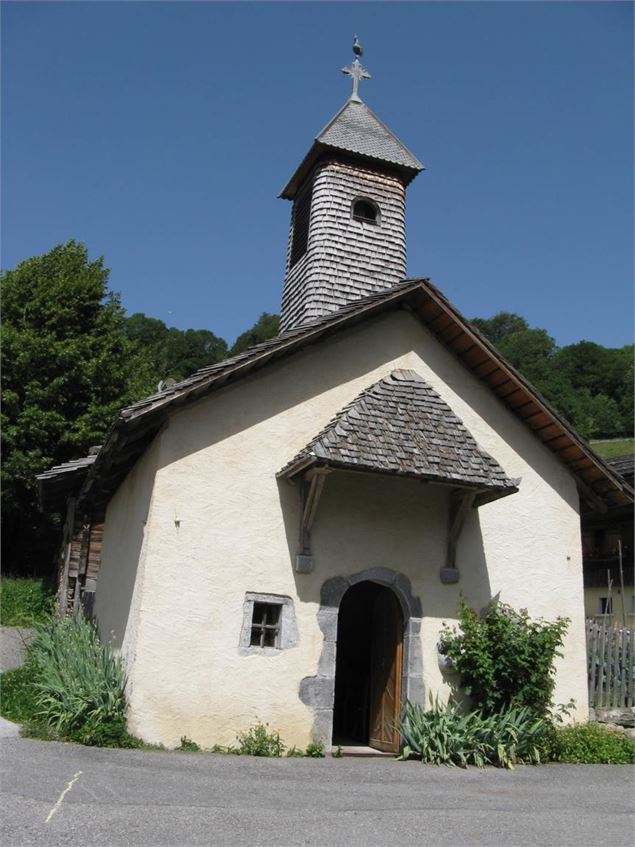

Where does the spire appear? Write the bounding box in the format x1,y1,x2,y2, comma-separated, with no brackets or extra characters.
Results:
341,35,371,103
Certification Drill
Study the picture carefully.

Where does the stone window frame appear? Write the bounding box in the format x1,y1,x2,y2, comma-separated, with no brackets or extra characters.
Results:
351,196,381,226
239,592,299,656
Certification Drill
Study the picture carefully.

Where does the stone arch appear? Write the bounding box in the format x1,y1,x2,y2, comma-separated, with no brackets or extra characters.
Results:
299,567,423,748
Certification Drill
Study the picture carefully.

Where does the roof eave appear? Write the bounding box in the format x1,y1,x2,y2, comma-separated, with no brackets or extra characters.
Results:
279,140,423,201
278,455,519,500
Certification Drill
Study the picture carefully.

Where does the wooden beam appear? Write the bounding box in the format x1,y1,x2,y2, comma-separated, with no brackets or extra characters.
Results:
440,490,477,583
296,468,331,573
577,479,608,514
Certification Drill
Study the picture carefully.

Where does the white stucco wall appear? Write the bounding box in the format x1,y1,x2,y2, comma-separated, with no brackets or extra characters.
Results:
95,310,588,748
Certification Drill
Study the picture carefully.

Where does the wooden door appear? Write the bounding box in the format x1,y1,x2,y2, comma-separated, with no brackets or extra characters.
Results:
368,590,403,753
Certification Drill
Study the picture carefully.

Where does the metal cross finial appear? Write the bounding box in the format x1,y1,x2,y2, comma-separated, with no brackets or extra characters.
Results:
342,35,371,102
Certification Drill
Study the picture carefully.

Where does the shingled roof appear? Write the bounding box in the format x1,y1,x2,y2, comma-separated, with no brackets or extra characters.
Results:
606,453,634,484
280,98,423,200
279,369,518,501
36,452,98,511
50,279,631,513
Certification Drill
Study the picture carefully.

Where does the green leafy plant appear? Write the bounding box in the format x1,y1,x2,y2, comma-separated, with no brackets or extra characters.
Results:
397,697,551,769
331,745,343,759
178,736,200,752
0,578,54,626
439,599,569,716
286,746,304,758
552,723,634,765
26,613,128,746
0,662,41,725
236,722,285,757
305,741,326,758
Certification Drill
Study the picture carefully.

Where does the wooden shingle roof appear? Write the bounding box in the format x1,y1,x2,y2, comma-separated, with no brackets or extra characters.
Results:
279,369,518,501
36,453,97,511
280,98,423,200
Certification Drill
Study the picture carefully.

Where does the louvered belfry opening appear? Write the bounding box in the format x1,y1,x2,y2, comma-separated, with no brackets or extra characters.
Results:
289,182,312,269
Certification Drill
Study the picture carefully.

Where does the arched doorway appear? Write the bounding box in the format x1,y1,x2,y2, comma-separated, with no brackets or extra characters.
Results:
332,581,403,753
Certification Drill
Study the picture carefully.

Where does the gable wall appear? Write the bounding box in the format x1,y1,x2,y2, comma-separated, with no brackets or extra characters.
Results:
96,310,587,748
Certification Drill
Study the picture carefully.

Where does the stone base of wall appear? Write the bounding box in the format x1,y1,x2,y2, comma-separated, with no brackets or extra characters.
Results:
589,707,635,740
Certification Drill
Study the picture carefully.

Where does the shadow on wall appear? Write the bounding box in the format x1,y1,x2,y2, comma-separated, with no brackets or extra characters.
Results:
277,469,492,739
93,438,159,652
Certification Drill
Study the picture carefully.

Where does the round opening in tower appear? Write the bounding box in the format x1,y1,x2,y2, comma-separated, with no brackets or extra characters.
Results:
351,198,380,225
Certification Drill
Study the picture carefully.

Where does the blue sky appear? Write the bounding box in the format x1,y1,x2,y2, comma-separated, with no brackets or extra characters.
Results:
2,1,633,348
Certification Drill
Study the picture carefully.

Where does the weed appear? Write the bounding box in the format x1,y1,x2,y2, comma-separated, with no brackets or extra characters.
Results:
178,736,201,752
305,741,326,758
552,723,635,764
236,722,285,757
331,745,343,758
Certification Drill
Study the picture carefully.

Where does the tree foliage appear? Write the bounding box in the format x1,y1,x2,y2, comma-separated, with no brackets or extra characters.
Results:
472,312,633,439
1,242,153,574
124,313,228,387
229,312,279,356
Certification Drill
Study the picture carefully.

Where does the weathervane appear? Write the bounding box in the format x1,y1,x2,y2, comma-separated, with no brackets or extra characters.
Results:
342,35,371,102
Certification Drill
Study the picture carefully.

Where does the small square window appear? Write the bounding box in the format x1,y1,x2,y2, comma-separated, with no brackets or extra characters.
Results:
250,602,282,648
598,597,613,615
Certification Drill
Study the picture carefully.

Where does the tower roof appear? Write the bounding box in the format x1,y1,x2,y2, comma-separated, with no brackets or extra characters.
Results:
280,98,423,200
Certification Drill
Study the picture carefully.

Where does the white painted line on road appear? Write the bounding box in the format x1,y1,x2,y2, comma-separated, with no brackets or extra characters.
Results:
45,770,83,823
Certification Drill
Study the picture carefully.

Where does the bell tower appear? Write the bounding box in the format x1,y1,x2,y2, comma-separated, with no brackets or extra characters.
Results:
279,39,423,332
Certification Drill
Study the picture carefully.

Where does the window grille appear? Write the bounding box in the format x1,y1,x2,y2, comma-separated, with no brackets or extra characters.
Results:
250,602,282,648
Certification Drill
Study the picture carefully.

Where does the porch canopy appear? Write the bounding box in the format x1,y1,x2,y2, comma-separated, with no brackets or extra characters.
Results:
278,369,518,580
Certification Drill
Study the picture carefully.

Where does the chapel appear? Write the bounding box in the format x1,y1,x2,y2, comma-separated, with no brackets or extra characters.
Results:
38,42,633,752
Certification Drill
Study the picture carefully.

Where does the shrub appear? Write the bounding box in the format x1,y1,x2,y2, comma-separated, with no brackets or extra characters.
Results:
178,736,201,752
439,599,568,716
397,697,552,769
27,614,128,746
236,722,285,757
305,741,326,758
0,578,54,626
552,723,635,765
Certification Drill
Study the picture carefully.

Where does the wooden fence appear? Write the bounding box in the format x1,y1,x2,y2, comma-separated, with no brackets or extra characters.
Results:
586,619,635,709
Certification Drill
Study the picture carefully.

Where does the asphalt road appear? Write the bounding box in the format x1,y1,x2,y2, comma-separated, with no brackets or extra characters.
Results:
1,736,633,847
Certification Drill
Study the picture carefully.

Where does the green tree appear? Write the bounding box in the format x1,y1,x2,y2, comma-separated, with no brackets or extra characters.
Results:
1,242,153,575
124,314,228,386
230,313,279,356
471,312,529,346
472,311,632,438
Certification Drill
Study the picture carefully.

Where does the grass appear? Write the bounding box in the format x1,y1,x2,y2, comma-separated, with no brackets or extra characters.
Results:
0,578,55,626
590,438,634,460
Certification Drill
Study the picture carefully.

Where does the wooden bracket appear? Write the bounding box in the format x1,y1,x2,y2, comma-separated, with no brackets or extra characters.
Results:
296,467,330,573
440,490,478,584
576,480,608,514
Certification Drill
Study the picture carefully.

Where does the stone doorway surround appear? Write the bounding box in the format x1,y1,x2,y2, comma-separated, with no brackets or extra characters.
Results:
299,567,423,749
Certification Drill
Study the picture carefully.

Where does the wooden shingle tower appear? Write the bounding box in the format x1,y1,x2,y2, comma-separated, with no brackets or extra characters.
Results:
279,39,424,332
